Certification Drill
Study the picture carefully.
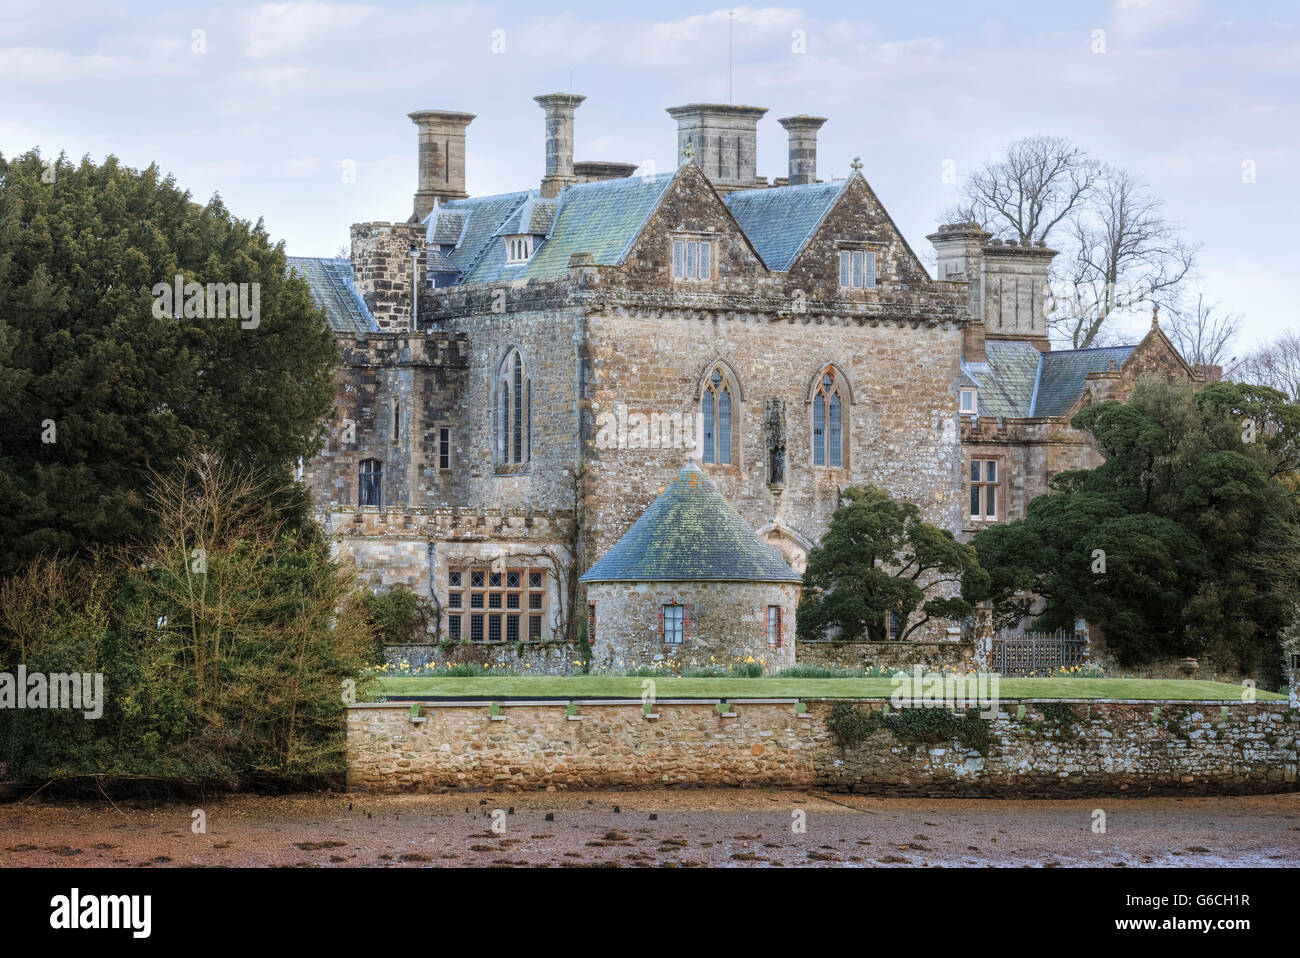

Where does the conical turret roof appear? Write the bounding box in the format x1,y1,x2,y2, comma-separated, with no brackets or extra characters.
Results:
580,462,802,584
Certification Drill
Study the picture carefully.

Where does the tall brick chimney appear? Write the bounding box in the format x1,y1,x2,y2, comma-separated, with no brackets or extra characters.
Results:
408,110,474,222
777,115,827,185
666,103,768,192
534,93,585,198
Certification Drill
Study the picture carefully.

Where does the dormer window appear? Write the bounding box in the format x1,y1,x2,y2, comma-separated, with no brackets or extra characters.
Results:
671,237,713,282
505,235,533,264
838,249,876,289
960,388,978,415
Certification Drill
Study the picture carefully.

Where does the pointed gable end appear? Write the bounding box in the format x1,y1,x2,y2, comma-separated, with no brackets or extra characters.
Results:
782,172,938,294
616,163,768,281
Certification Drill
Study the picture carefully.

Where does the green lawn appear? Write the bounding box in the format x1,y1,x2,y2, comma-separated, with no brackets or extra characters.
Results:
374,675,1286,702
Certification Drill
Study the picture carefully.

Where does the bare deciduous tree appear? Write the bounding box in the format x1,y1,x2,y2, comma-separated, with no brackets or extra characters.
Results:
1235,331,1300,402
1054,166,1199,349
1160,291,1241,371
944,134,1100,244
945,138,1201,350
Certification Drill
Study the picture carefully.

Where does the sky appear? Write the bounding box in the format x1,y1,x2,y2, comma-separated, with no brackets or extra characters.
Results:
3,0,1297,350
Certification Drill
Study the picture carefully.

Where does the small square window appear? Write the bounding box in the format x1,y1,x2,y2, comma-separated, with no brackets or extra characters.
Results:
470,593,484,609
470,571,485,588
488,593,502,609
447,592,462,609
448,571,462,588
506,593,520,610
507,571,520,589
528,593,543,610
528,571,542,589
960,388,978,414
489,572,502,588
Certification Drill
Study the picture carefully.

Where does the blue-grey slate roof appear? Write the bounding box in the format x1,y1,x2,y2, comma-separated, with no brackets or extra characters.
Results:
286,256,375,334
580,462,802,584
1035,346,1136,417
969,340,1139,419
426,208,467,246
970,341,1040,418
462,174,676,285
723,180,845,271
439,190,533,276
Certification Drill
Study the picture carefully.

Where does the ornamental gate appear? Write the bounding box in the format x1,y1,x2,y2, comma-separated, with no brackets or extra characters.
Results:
990,628,1089,676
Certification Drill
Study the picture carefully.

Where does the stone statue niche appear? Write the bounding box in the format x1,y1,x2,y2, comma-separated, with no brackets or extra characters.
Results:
765,398,786,487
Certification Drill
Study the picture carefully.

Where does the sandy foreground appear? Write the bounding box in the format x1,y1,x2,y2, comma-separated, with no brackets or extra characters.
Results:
1,789,1298,868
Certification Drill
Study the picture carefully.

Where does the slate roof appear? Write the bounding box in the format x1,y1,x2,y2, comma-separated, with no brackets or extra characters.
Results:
461,173,676,285
426,208,466,246
286,256,376,334
1035,346,1136,417
436,190,533,275
967,340,1138,419
969,341,1040,418
580,462,803,584
723,180,845,271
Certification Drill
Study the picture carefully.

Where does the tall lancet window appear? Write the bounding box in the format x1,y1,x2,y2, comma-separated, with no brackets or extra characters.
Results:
496,348,530,468
701,366,736,465
812,369,846,468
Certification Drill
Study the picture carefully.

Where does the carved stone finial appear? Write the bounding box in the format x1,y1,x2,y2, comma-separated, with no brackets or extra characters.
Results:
683,140,696,163
1152,302,1160,327
850,156,863,172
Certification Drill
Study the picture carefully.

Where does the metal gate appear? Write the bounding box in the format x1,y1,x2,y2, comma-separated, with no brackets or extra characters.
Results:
991,628,1089,676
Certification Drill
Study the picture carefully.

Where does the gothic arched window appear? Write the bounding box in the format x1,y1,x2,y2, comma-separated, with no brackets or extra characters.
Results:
811,368,846,468
496,348,530,467
358,458,382,507
701,366,736,465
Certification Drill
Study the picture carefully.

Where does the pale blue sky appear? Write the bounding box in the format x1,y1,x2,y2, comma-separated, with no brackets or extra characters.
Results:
3,0,1297,348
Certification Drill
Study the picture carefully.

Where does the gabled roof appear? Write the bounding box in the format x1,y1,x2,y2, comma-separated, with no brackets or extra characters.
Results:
286,256,376,334
438,190,533,274
967,340,1138,419
723,180,845,270
1035,346,1136,417
491,194,557,237
461,173,677,285
580,462,802,584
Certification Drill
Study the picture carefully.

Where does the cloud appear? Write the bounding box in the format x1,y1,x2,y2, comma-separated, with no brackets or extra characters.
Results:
243,1,379,58
1110,0,1202,44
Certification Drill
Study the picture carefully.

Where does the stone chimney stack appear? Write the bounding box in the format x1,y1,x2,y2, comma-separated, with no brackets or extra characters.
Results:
666,103,768,192
408,110,474,222
777,115,827,185
535,93,585,198
928,222,1058,352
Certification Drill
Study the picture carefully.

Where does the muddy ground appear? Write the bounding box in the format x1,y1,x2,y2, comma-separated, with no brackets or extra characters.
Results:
2,790,1298,867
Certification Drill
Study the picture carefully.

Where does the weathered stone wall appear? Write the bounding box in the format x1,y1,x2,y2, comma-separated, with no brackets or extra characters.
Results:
351,222,426,331
797,639,975,672
586,580,799,673
347,697,1300,796
303,332,470,517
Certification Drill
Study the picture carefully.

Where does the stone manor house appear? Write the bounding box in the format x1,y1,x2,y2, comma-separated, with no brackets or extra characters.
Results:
289,92,1201,671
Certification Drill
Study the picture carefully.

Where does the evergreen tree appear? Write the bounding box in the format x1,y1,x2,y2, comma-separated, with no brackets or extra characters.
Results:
0,150,336,572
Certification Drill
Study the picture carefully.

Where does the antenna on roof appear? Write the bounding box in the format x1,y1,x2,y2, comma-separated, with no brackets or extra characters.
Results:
728,9,734,105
